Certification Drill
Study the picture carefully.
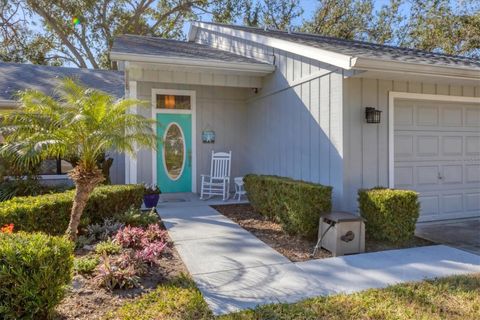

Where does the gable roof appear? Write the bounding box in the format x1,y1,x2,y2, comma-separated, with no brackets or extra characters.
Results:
0,62,124,103
196,22,479,70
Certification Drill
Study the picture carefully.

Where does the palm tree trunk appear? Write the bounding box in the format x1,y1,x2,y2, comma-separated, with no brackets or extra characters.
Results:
66,165,105,240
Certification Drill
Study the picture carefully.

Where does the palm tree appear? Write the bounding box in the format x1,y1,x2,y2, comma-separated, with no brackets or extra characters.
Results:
0,78,156,240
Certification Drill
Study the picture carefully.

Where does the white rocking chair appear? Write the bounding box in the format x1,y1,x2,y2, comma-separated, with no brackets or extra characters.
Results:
200,151,232,201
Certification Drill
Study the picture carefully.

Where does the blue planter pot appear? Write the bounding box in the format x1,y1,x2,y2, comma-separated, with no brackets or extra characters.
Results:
144,194,160,208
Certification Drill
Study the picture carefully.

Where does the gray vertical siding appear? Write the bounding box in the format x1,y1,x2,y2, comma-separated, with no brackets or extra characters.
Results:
343,78,480,212
195,27,347,208
109,152,125,184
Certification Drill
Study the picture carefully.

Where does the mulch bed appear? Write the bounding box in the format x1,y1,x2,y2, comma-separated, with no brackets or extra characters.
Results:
212,204,433,262
54,231,187,320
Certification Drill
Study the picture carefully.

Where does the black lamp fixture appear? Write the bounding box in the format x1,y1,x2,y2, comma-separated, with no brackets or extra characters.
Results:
365,107,382,124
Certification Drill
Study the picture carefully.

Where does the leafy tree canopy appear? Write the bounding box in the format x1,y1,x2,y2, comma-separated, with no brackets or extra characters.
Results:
302,0,480,57
0,0,478,68
0,0,301,68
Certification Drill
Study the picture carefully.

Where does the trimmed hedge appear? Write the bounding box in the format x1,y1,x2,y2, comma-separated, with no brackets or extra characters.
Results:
244,174,332,239
0,232,74,319
0,184,144,235
358,187,420,243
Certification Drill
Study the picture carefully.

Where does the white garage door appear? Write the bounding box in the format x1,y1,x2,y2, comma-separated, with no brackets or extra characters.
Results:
394,99,480,222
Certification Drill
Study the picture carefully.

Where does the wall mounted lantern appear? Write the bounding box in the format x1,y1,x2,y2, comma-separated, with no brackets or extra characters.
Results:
202,130,215,143
365,107,382,124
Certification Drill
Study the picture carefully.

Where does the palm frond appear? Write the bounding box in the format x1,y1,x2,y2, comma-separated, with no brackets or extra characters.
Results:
0,78,157,171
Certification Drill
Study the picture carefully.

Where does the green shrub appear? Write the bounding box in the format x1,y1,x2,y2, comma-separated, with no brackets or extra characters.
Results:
0,179,73,203
95,240,122,255
244,174,332,239
358,187,420,243
115,207,159,227
0,232,74,319
74,256,100,275
0,184,143,235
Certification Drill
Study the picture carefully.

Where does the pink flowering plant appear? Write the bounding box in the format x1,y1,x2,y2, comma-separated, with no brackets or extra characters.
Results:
114,223,168,265
135,241,167,264
115,225,146,249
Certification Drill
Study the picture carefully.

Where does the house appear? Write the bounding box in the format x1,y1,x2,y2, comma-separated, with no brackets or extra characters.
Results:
114,22,476,222
0,62,125,184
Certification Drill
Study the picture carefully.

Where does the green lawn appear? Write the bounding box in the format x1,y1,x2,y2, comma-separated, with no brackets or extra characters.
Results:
105,273,480,320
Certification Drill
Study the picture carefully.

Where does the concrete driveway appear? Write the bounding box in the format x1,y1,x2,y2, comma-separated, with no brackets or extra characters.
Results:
416,219,480,255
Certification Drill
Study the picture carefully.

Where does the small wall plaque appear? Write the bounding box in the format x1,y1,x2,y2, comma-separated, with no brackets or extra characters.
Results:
202,130,215,143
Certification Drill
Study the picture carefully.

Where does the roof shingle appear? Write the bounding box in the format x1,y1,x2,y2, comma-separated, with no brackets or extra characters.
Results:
111,34,270,65
0,62,124,101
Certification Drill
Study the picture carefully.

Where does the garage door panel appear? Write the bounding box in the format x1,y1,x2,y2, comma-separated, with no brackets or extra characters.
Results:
395,99,480,222
465,165,480,183
442,194,463,213
417,106,439,126
395,135,414,158
417,166,440,185
419,195,440,216
417,136,439,156
465,107,480,127
465,193,480,212
465,136,480,155
395,103,414,126
442,136,463,156
442,165,463,184
395,166,414,187
442,107,463,126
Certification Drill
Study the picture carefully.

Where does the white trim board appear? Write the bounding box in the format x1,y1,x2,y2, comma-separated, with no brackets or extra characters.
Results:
151,88,197,193
0,100,18,108
125,80,138,184
387,92,480,188
110,52,275,75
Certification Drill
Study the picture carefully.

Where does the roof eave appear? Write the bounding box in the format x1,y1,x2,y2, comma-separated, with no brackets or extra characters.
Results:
110,51,275,75
352,58,480,81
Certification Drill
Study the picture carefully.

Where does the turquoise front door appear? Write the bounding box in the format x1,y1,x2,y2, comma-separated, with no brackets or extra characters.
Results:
156,113,192,193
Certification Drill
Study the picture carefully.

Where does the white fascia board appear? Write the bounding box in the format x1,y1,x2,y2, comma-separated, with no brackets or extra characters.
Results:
190,22,356,70
351,58,480,81
110,52,275,75
0,100,18,108
187,23,198,42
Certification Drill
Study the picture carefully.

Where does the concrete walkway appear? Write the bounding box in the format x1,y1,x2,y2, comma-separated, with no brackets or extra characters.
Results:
159,196,480,315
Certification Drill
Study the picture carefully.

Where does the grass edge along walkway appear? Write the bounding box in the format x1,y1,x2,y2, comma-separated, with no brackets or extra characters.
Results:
104,273,480,320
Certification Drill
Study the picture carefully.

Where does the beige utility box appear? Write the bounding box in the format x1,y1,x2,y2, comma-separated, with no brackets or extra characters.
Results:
316,211,365,257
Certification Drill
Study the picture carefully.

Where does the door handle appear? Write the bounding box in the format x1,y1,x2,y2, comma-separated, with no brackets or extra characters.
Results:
438,172,443,180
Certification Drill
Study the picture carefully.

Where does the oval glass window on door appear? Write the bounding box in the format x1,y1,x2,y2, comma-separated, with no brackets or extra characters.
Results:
163,123,185,180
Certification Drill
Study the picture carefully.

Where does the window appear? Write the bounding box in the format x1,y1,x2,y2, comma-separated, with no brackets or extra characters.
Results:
156,94,191,110
38,158,73,175
0,109,72,177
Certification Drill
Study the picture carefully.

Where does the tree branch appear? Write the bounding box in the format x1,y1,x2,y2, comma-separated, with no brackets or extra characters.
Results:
27,2,88,68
